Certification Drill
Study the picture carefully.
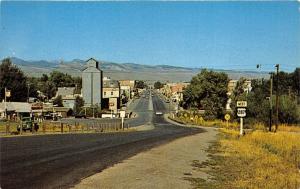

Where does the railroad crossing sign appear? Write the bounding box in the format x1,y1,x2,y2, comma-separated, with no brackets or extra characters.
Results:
237,101,247,108
237,108,246,117
224,114,231,121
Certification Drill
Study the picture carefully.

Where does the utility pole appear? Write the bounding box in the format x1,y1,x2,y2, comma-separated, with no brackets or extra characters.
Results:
275,64,279,132
27,83,30,103
269,73,273,132
4,87,7,119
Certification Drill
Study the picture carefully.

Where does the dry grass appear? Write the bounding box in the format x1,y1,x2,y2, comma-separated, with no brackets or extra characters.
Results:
190,129,300,189
172,115,300,133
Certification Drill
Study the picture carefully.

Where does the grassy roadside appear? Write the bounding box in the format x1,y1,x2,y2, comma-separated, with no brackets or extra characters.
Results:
187,129,300,189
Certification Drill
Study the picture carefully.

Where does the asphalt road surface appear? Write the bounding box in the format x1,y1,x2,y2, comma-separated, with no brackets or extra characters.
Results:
0,91,202,189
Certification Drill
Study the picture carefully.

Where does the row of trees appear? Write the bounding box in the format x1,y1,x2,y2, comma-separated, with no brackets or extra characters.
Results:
0,58,82,102
181,68,300,125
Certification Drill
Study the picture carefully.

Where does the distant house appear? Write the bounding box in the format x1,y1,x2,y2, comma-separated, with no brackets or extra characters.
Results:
82,58,103,108
102,80,120,113
56,87,75,98
0,102,32,119
226,79,252,111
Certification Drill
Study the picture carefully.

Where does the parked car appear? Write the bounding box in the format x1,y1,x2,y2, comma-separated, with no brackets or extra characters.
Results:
17,117,39,132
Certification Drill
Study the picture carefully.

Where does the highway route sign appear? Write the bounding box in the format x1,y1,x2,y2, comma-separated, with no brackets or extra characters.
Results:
237,101,247,108
237,108,246,117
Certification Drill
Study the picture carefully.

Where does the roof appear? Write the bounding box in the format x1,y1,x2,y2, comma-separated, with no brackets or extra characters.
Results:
82,58,101,72
56,87,75,97
103,80,120,88
0,102,31,113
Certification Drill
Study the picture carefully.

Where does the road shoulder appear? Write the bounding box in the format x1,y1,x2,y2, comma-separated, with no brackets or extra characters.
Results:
73,126,217,189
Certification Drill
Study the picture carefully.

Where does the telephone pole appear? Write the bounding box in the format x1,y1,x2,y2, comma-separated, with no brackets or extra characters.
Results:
27,83,30,103
275,64,279,132
269,73,273,132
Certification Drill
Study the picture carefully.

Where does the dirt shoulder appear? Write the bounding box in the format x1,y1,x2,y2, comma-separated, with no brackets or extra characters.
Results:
73,126,217,189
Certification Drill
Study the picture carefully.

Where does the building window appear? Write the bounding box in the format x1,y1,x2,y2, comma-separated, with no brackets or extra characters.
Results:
111,91,113,95
104,92,106,95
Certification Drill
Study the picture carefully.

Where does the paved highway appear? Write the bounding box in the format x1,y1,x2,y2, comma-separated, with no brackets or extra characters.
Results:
0,91,202,189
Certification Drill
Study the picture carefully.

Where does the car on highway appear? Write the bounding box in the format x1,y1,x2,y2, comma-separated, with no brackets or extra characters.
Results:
155,111,163,115
17,117,39,132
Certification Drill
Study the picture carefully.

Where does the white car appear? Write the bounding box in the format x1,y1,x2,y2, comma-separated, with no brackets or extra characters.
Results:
155,111,163,115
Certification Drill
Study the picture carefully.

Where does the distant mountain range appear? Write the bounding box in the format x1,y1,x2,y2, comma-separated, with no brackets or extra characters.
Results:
7,57,269,82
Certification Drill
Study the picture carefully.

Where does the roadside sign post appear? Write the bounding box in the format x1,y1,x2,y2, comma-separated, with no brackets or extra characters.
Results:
120,111,126,130
240,117,243,135
237,101,247,136
224,114,230,128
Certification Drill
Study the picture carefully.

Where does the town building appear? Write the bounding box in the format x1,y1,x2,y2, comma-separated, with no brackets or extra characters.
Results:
102,80,120,113
82,58,103,108
119,80,135,104
54,87,77,109
0,102,31,120
161,82,189,102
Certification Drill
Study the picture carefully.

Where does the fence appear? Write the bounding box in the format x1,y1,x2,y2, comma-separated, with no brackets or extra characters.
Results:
0,119,130,136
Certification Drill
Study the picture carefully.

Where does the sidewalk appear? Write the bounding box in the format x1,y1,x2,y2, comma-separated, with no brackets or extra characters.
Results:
73,127,217,189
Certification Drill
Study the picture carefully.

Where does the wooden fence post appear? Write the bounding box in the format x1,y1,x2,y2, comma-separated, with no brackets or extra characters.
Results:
61,122,63,133
6,121,10,135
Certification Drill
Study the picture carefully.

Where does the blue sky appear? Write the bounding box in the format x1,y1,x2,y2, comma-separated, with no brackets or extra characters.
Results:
0,1,299,71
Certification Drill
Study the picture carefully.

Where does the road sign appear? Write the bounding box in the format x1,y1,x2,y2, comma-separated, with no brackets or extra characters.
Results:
237,108,246,117
224,114,231,121
237,101,247,107
120,110,126,130
120,110,126,118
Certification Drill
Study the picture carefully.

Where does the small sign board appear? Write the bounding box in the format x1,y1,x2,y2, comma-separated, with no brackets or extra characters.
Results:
237,108,246,117
237,101,247,107
224,114,231,121
120,110,126,118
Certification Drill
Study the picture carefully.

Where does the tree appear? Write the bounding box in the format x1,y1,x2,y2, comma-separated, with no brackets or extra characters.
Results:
40,81,57,100
41,74,49,82
0,58,28,101
27,77,39,98
182,69,229,119
53,95,63,107
74,96,84,114
291,68,300,104
278,95,300,124
154,81,164,89
50,71,74,87
135,80,146,89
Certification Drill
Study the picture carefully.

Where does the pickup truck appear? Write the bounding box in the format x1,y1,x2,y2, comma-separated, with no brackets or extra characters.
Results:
17,117,39,132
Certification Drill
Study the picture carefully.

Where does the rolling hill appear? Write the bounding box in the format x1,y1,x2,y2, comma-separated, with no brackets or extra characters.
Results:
7,57,269,82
